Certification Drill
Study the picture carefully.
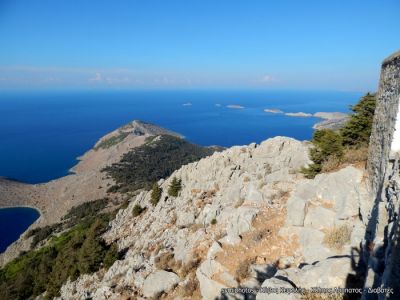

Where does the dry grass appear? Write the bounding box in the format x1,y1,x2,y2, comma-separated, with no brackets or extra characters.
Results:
155,251,176,271
321,156,342,173
178,277,199,298
191,189,202,195
235,257,256,281
216,205,298,283
302,292,344,300
321,146,368,173
323,225,352,250
342,146,369,164
234,198,245,208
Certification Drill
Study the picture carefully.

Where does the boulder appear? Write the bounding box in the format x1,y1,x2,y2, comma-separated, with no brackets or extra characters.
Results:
295,257,354,288
245,183,265,205
298,227,334,263
223,207,258,245
257,276,299,300
304,206,335,230
286,196,306,226
176,210,195,228
196,265,227,300
142,270,180,298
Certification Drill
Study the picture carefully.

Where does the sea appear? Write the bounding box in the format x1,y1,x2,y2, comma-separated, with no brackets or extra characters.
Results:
0,89,362,252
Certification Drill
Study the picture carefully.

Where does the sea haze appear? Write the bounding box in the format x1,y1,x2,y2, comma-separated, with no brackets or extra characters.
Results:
0,89,362,184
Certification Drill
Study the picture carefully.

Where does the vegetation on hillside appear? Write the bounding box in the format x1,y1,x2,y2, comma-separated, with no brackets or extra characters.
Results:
27,198,109,248
0,212,120,300
132,204,145,217
94,131,130,150
168,176,182,197
0,198,123,300
302,93,376,178
103,135,220,193
150,182,162,206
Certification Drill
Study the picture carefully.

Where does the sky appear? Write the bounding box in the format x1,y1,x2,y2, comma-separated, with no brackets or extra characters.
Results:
0,0,399,91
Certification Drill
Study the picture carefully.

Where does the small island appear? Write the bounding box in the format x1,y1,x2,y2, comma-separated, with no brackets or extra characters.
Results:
285,112,313,117
226,105,244,109
264,108,283,114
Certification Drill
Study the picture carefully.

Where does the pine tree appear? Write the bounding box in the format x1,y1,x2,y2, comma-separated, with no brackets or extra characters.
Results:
168,177,182,197
150,183,162,206
340,93,376,146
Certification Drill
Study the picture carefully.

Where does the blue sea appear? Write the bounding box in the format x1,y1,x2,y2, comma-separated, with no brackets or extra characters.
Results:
0,89,362,184
0,207,40,252
0,89,362,252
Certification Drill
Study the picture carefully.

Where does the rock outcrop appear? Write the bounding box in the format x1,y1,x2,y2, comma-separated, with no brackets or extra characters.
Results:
54,135,371,300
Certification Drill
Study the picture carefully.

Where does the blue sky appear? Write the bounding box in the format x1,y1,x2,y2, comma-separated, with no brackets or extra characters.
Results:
0,0,399,91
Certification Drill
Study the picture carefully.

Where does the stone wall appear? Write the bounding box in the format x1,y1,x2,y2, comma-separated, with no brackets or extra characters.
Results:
367,51,400,199
364,51,400,299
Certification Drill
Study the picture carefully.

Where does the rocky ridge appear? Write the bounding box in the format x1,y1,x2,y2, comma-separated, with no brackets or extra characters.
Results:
57,136,370,300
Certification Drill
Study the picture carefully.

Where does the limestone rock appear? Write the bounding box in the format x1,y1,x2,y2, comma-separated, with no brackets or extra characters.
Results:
142,270,180,298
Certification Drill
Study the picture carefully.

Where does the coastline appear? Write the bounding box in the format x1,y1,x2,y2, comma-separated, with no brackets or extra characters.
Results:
0,205,42,215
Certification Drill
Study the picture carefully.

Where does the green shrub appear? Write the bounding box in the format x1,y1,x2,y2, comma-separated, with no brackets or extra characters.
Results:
301,129,343,178
132,204,145,217
210,218,217,225
168,177,182,197
341,93,376,147
150,183,162,206
302,93,376,178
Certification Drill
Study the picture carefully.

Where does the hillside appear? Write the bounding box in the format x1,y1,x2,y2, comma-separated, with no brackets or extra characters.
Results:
54,137,369,299
0,121,219,268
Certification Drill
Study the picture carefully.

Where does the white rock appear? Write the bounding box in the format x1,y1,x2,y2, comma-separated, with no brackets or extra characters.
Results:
286,196,306,226
298,227,334,263
304,206,336,230
142,270,180,298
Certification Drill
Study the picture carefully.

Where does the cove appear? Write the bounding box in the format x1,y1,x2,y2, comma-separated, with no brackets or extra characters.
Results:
0,207,40,253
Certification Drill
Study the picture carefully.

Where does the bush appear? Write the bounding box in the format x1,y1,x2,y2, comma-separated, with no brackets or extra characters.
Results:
154,252,176,271
150,183,162,206
323,225,352,250
341,93,376,147
132,204,145,217
302,93,376,178
235,258,255,281
168,177,182,197
302,129,343,178
210,218,217,225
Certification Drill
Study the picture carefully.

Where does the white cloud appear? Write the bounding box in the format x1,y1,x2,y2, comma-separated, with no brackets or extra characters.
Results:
260,75,274,83
89,72,102,82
